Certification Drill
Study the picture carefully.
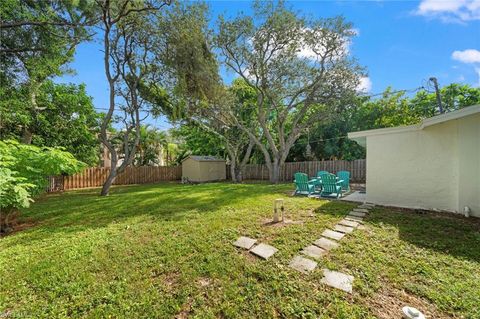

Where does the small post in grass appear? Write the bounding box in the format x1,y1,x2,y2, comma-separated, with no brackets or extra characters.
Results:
273,199,284,223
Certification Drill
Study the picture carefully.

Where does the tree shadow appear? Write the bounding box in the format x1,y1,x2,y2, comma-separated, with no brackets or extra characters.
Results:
367,207,480,264
2,182,289,247
318,201,480,264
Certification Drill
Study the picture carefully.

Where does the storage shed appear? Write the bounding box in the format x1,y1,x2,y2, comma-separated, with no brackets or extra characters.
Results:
182,156,226,182
348,105,480,217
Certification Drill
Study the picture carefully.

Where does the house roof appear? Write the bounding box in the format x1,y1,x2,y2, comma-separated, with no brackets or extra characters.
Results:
182,155,226,163
348,104,480,147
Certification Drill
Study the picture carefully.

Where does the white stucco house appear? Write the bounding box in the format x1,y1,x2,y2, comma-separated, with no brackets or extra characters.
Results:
348,104,480,217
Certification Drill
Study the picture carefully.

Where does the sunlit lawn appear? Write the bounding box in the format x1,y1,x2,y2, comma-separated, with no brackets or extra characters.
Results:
1,182,479,318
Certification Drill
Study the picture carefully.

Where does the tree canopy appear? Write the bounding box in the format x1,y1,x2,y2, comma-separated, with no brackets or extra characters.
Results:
213,1,363,182
1,80,101,165
288,83,480,161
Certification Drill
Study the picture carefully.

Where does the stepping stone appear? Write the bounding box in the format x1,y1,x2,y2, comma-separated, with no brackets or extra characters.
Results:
313,237,339,251
321,269,354,293
349,211,366,217
250,243,278,260
358,205,370,209
233,236,257,250
353,208,369,213
321,229,345,241
301,245,327,260
339,219,359,228
345,215,363,223
334,224,355,234
289,255,317,273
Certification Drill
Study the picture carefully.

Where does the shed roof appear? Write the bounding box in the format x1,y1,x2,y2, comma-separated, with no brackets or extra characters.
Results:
182,155,226,162
348,104,480,147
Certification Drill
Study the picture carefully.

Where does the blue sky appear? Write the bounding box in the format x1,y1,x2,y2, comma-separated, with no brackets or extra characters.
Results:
56,0,480,130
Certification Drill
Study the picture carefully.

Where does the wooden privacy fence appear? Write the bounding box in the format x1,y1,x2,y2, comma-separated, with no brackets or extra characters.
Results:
227,159,366,182
47,159,365,192
48,166,182,191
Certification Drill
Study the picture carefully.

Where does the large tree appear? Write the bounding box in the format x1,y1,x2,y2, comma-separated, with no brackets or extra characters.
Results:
182,78,258,182
215,1,362,183
96,0,172,195
0,0,96,143
0,80,101,165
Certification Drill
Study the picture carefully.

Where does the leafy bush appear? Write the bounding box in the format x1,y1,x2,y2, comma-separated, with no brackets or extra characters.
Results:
0,140,85,233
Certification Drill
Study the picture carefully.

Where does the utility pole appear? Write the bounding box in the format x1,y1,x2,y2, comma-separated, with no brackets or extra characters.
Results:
429,77,443,114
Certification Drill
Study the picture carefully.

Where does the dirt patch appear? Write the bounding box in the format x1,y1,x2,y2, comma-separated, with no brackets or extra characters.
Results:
152,271,180,293
165,272,180,289
262,218,304,227
367,287,452,319
197,277,212,287
0,218,40,238
175,297,193,319
281,189,296,196
300,209,316,218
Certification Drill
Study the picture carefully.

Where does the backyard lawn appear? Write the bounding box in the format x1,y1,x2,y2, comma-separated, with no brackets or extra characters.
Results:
1,183,479,318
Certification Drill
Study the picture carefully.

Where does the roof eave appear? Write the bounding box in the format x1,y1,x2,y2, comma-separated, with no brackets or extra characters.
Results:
347,104,480,140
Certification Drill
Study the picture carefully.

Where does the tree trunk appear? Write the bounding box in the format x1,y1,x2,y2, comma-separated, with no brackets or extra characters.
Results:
269,159,281,184
230,160,238,183
21,129,33,144
235,168,243,183
100,169,117,196
22,80,41,144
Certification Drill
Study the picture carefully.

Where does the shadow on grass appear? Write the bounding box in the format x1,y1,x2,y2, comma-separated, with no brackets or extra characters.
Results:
312,199,357,218
369,208,480,264
315,201,480,263
4,182,289,246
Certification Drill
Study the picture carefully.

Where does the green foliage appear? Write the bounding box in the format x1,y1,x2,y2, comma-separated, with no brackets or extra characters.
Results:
214,1,363,181
171,124,226,159
0,140,85,230
0,167,34,213
0,139,85,193
0,80,101,165
172,78,262,170
1,0,96,82
134,125,168,166
162,2,220,105
288,83,480,161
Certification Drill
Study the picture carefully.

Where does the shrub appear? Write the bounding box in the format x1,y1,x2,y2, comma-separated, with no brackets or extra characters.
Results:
0,140,85,233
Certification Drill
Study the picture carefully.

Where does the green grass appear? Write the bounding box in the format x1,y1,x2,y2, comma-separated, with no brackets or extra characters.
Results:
1,182,479,318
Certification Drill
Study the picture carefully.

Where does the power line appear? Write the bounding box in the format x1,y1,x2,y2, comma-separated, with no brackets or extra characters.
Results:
360,86,424,99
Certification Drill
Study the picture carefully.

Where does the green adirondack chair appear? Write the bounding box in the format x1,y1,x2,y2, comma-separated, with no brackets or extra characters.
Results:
336,171,350,192
320,173,343,198
294,172,316,195
316,170,329,178
312,170,329,188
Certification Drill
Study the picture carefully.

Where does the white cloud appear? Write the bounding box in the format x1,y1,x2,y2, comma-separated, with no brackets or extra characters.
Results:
452,49,480,63
357,77,372,93
452,49,480,86
416,0,480,22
